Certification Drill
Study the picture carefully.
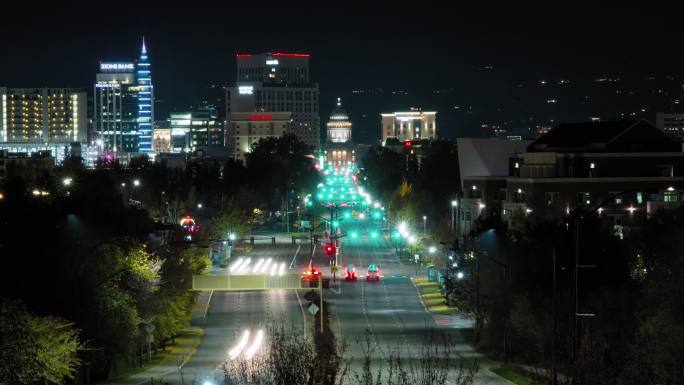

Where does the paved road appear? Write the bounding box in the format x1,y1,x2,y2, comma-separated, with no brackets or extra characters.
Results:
102,242,308,385
310,222,512,385
104,230,510,385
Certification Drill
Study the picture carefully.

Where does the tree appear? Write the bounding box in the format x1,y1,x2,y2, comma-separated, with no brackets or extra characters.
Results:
360,146,404,203
30,315,82,384
0,299,39,385
416,140,461,213
0,299,82,385
245,134,316,209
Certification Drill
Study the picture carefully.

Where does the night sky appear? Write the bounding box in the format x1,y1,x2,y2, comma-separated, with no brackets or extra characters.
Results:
2,3,682,141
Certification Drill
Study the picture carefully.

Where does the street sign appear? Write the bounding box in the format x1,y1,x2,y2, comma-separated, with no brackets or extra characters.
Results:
308,303,320,315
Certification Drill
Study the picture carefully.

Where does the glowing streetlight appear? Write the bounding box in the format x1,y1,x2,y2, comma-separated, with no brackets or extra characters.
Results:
457,271,465,280
429,246,437,254
133,179,140,187
62,177,72,186
422,215,427,235
197,203,203,209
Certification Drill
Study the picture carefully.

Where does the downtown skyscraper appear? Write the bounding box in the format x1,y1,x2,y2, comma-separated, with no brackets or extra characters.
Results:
227,52,320,152
93,38,154,159
136,38,153,153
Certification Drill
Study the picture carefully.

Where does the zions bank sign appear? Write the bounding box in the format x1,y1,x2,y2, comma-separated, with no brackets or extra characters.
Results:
100,62,135,72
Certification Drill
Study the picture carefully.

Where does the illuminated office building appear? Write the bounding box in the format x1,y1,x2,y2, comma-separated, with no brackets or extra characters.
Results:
93,38,154,159
93,62,139,155
0,87,87,163
227,52,320,150
381,108,437,144
229,111,291,163
166,106,223,153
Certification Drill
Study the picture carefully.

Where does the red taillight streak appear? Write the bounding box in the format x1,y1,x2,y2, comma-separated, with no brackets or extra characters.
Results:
271,53,310,58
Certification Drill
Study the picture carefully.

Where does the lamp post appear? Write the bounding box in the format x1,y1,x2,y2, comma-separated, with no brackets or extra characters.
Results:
570,190,633,384
422,215,427,236
131,179,140,202
160,191,165,224
472,230,508,365
451,200,458,233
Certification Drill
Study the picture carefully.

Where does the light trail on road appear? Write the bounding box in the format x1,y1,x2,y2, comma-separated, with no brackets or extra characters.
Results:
228,330,250,360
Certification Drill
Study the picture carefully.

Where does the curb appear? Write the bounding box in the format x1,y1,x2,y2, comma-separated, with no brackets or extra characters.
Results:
409,277,431,314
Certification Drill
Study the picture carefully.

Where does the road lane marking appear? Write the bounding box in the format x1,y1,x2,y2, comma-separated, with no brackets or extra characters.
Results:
295,290,308,338
203,290,214,319
289,242,301,269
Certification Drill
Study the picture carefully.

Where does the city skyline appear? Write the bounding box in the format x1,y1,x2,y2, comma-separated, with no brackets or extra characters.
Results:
2,5,684,385
1,4,683,139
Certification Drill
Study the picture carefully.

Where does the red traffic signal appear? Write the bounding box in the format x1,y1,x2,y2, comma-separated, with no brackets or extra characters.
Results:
325,242,336,256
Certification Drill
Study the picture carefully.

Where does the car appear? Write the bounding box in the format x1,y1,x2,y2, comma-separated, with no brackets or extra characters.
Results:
344,264,357,281
366,264,381,281
303,267,322,287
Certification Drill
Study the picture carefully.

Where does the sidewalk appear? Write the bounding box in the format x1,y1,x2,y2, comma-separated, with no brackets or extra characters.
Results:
98,291,212,385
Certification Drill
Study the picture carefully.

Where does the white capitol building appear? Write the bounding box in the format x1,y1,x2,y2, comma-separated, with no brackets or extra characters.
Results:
324,97,355,166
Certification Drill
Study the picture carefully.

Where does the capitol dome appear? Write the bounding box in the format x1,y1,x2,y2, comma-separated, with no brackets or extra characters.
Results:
329,100,350,121
327,97,352,143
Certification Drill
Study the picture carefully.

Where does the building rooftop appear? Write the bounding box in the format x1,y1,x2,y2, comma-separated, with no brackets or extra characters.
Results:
528,119,681,153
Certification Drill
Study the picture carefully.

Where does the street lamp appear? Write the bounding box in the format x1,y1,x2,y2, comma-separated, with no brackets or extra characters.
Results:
451,200,458,233
429,246,437,254
62,177,72,187
422,215,427,235
133,179,140,187
197,203,203,209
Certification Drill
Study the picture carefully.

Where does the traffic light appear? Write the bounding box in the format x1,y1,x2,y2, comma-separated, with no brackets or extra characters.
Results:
325,242,336,256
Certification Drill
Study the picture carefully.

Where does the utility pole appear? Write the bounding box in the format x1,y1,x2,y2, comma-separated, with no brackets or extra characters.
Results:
475,247,480,345
451,204,455,233
286,189,290,233
310,215,315,261
572,217,579,385
552,247,558,385
503,259,509,366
